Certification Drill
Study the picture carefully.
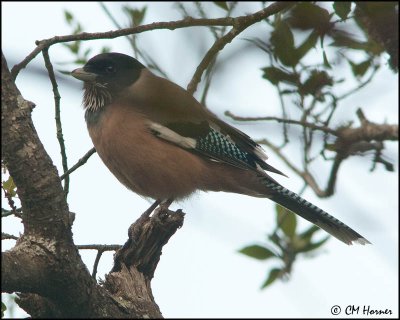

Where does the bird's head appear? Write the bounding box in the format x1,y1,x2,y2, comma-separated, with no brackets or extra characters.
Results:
71,52,145,112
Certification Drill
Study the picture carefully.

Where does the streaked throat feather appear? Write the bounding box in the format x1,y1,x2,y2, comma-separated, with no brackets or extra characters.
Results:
83,82,112,112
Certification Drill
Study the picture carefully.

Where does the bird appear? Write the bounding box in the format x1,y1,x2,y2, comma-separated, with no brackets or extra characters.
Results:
71,52,370,246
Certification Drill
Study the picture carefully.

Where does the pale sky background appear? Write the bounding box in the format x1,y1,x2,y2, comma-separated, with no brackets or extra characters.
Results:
2,2,398,318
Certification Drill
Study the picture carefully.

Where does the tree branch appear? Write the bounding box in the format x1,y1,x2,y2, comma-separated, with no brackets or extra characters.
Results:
334,108,398,154
60,147,96,181
187,2,295,94
42,48,69,196
225,111,338,136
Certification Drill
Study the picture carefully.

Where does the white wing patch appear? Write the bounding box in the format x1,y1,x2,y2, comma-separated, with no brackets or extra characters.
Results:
254,145,268,160
148,122,196,149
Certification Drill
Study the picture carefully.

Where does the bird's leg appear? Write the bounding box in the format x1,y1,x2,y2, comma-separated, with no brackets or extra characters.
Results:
159,198,174,212
141,199,161,218
138,198,173,223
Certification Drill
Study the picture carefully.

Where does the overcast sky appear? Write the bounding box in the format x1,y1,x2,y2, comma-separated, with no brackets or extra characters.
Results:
2,2,398,318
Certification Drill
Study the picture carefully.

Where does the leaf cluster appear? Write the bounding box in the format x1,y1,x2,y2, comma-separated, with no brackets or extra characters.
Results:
239,205,328,289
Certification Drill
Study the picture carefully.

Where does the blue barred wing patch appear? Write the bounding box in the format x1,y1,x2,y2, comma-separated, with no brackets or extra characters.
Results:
196,127,257,169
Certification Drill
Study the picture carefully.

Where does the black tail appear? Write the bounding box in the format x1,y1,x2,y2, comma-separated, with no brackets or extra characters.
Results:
262,179,370,245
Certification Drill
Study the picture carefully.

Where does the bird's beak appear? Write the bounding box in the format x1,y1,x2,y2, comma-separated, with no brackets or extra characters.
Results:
71,68,97,82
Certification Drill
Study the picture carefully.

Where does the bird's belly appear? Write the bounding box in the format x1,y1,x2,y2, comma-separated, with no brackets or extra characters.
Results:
87,112,207,200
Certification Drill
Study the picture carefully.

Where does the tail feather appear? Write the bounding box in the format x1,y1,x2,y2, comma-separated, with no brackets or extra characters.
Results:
262,179,370,245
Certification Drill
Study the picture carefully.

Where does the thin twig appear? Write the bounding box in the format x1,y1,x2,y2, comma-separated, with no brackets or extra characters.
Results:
76,244,121,251
1,186,22,219
325,154,344,197
60,148,96,181
276,84,289,145
92,249,104,279
258,138,304,178
198,3,238,105
1,208,14,217
1,207,22,218
224,111,338,136
195,2,220,39
337,65,380,101
2,232,19,241
99,2,123,29
42,49,69,197
75,243,122,279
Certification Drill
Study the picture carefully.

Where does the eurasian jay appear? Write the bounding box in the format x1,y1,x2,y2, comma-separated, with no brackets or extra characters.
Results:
71,52,370,245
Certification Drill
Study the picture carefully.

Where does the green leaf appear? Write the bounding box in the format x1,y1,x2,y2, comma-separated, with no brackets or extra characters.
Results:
301,70,333,96
268,232,282,247
73,58,87,65
101,46,111,54
124,6,147,26
2,176,16,197
67,41,80,54
213,1,228,11
325,143,337,151
243,37,271,54
1,301,6,318
323,50,331,68
74,22,83,35
348,59,371,78
270,20,298,66
276,205,297,238
64,10,74,25
261,268,282,289
297,236,330,253
287,3,331,34
333,2,352,20
293,225,320,251
330,31,369,51
280,89,296,95
262,67,299,85
299,225,320,242
239,245,277,260
296,30,319,61
133,7,147,26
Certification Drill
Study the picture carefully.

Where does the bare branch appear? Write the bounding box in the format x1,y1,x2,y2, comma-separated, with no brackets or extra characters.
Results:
76,244,121,251
42,49,69,196
225,111,338,136
60,147,96,181
92,249,104,279
76,244,123,279
2,232,19,240
334,108,398,154
1,207,22,218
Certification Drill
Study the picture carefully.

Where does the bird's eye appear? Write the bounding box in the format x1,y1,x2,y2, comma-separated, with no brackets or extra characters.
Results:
105,65,115,73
